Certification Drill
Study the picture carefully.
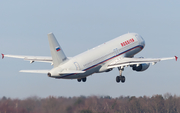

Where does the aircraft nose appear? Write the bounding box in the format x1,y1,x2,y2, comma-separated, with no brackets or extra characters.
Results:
138,35,145,49
141,38,145,48
135,34,145,49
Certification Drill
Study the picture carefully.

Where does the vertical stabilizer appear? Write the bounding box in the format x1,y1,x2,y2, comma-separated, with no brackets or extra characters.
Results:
48,33,67,67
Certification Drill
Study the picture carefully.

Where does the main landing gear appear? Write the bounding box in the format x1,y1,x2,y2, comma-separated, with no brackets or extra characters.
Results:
116,67,125,83
77,77,87,82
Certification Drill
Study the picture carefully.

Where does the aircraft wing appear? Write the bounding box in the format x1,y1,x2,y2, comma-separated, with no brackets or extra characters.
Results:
107,56,178,69
2,54,53,64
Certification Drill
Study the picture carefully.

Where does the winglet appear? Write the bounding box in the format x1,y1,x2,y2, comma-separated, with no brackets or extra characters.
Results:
175,56,178,61
1,53,4,59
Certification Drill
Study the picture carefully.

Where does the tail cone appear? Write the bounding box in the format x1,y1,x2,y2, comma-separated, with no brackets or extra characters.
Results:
47,73,51,77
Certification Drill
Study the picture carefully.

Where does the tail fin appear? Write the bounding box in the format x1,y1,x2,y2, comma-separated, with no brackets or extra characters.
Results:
48,32,67,67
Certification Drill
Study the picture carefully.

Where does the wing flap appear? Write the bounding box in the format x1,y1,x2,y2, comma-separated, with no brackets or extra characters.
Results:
107,56,177,69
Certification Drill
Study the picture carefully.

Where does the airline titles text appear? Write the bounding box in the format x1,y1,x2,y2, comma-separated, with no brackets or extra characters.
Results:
121,38,134,47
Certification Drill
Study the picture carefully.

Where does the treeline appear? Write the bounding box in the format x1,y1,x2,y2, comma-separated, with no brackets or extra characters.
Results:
0,93,180,113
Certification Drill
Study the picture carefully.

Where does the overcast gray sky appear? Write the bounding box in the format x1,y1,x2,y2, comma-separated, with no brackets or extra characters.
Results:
0,0,180,99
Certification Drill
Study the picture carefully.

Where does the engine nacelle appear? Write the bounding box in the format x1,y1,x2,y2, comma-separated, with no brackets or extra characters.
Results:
132,63,150,72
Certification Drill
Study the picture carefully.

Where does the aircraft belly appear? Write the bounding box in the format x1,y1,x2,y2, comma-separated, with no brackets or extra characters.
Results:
60,65,101,79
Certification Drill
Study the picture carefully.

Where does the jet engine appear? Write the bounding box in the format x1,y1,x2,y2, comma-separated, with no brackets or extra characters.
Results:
132,63,150,72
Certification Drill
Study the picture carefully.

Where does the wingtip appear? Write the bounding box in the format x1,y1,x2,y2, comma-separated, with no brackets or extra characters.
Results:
175,56,178,61
1,53,4,59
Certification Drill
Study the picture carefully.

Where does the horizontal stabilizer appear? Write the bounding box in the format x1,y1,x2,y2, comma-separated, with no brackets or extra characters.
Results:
20,70,50,74
59,70,85,74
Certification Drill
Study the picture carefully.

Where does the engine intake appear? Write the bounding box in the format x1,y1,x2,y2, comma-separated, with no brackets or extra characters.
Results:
132,63,150,72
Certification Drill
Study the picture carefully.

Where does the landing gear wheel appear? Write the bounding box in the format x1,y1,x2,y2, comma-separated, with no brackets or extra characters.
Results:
82,77,87,82
116,76,120,83
77,79,81,82
117,67,126,83
121,76,125,83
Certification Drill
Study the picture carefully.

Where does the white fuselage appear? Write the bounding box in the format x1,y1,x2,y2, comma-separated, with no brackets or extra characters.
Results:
50,33,145,79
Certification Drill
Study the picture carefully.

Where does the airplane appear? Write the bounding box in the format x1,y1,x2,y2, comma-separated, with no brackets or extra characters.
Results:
2,32,178,83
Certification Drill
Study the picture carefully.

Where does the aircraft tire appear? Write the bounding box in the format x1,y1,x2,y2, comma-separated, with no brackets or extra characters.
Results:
82,77,87,82
116,76,120,83
121,76,125,83
77,79,81,82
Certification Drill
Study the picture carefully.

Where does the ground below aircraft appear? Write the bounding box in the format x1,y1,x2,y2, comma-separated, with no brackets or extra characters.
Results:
2,33,178,83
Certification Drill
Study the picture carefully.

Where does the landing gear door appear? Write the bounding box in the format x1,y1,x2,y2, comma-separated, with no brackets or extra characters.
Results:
74,62,81,70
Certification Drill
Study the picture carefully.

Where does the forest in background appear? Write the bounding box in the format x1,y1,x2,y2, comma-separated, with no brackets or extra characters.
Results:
0,93,180,113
